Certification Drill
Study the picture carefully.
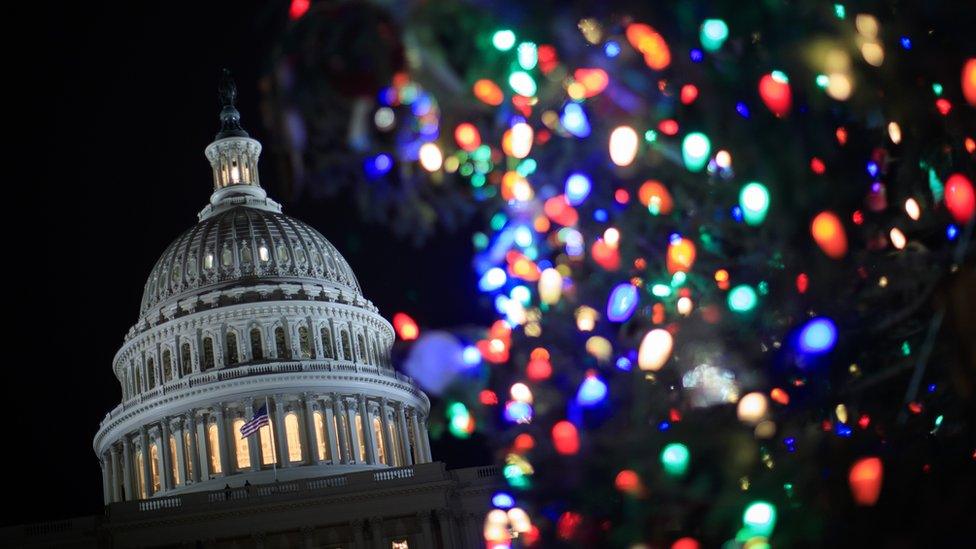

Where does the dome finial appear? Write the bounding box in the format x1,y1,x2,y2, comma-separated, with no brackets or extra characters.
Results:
215,68,249,139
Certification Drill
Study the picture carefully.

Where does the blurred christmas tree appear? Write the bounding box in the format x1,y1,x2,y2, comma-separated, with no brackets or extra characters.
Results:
263,0,975,546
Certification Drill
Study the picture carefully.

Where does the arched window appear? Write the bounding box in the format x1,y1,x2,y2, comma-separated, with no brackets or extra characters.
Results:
162,350,173,382
320,327,334,359
136,450,147,499
202,337,215,371
180,342,192,375
340,330,352,361
274,326,290,359
149,443,160,493
169,435,179,484
372,339,381,366
146,358,156,389
226,332,239,366
313,411,329,461
233,419,251,470
356,334,367,361
258,244,270,262
207,423,222,474
299,326,312,359
259,424,276,466
249,328,263,360
373,417,386,465
285,412,303,463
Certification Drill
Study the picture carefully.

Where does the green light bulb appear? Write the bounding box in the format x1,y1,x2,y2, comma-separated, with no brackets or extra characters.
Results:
728,285,758,313
681,132,711,172
739,182,770,226
700,19,729,52
492,30,516,51
660,442,690,477
743,501,777,536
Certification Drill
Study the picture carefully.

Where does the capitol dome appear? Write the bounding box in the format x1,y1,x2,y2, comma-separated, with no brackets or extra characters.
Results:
94,75,432,503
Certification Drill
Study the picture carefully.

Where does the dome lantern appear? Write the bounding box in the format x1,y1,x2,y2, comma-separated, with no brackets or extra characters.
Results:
204,70,262,192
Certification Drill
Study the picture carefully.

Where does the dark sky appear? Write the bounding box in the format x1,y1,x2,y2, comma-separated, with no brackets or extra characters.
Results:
16,1,488,526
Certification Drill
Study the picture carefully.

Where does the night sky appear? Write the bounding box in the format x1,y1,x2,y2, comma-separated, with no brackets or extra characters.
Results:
16,1,489,526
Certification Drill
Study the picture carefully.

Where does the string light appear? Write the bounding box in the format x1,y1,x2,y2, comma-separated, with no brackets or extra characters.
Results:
739,182,770,225
681,132,711,172
609,126,639,166
638,329,673,371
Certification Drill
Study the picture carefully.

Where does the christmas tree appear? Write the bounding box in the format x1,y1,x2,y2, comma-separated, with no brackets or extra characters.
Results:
263,0,975,546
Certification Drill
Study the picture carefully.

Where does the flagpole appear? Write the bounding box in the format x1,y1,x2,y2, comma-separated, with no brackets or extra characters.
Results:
266,396,278,483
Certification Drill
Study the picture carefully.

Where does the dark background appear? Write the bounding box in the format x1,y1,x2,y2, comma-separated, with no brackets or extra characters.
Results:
14,1,489,526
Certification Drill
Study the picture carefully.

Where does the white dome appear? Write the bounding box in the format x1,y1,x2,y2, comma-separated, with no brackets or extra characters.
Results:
94,81,431,503
140,205,362,316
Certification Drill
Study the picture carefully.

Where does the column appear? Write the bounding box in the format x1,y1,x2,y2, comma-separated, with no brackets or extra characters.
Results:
245,401,261,471
436,509,455,548
186,411,201,482
110,446,122,502
357,395,376,464
368,517,383,549
101,454,111,505
331,394,348,464
172,418,187,486
304,395,321,464
122,437,134,501
396,403,413,466
378,399,394,466
324,397,340,464
159,420,172,491
196,412,211,479
417,512,434,548
214,404,230,475
351,519,365,549
421,416,433,462
410,411,424,464
274,397,290,467
346,398,361,463
139,428,153,497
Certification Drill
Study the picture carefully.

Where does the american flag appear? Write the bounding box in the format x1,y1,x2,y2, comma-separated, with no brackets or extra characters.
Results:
240,405,269,438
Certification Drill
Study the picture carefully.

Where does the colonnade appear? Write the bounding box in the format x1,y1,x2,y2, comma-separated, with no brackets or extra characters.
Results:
99,392,431,503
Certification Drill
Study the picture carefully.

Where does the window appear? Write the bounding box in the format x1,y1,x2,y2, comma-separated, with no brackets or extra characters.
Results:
341,331,352,361
233,419,251,470
320,327,334,359
277,244,289,263
274,327,290,359
388,414,401,466
202,337,215,370
136,450,147,499
313,411,329,461
203,252,214,271
357,334,366,361
299,326,312,359
208,423,222,474
259,424,276,466
226,332,239,366
285,412,303,463
250,328,263,360
392,541,409,549
221,246,232,267
373,417,387,465
180,343,192,375
241,244,252,264
149,443,160,492
355,412,367,462
162,350,172,382
135,367,142,393
258,244,269,262
147,358,156,389
338,412,351,462
169,435,179,484
183,431,194,480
